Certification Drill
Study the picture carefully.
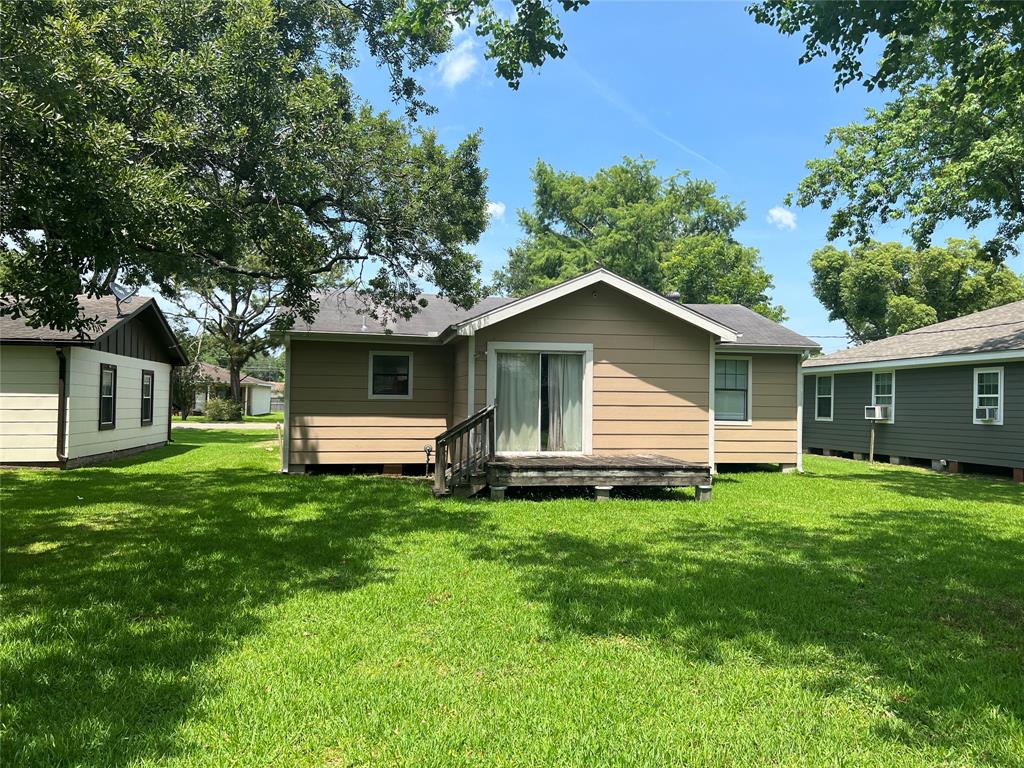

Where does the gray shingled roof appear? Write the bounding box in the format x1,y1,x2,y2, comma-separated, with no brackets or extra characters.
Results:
683,304,819,349
293,291,516,336
0,295,147,343
198,362,274,387
804,299,1024,368
293,289,817,348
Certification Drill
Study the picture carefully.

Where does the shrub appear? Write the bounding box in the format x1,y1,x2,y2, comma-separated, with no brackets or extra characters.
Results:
205,397,243,421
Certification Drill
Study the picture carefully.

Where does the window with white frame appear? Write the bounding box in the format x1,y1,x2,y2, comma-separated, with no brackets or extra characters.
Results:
368,351,413,399
715,357,751,423
872,370,895,422
973,367,1003,425
815,375,833,421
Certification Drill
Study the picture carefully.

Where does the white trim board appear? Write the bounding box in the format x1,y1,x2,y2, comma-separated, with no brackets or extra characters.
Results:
803,348,1024,374
485,341,594,455
453,269,739,342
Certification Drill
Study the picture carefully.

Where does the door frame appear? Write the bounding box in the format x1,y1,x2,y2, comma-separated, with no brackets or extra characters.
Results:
485,341,594,456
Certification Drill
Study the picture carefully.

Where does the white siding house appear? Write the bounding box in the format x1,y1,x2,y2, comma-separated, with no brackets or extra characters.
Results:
0,296,187,467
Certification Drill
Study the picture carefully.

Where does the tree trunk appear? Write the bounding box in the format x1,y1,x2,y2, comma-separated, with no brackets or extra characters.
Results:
229,364,243,403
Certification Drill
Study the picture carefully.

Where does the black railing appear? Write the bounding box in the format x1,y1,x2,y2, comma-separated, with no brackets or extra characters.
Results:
434,404,496,495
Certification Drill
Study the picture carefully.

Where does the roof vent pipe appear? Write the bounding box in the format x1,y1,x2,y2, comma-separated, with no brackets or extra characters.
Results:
665,291,681,300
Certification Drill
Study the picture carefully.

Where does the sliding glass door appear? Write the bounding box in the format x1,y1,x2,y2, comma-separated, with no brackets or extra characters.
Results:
495,351,584,453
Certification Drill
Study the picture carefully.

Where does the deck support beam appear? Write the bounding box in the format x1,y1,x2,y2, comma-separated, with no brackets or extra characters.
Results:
594,486,612,501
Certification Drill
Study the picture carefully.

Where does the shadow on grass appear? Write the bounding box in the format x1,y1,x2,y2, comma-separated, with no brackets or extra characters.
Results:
469,501,1023,760
1,436,481,767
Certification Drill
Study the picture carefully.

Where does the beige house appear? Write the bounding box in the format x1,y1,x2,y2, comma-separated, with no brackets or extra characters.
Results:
0,296,188,468
282,270,818,496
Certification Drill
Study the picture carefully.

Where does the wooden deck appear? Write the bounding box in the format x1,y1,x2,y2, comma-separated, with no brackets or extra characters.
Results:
485,453,713,501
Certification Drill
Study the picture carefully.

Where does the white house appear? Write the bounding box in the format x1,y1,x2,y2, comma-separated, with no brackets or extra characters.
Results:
0,295,188,467
192,362,274,416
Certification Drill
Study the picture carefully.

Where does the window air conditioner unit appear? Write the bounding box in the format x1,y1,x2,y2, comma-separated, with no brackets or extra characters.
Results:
864,405,890,420
975,406,999,422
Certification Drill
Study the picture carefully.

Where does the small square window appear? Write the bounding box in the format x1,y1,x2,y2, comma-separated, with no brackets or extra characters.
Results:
369,352,413,399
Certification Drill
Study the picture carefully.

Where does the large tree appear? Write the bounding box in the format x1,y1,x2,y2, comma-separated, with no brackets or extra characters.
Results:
748,1,1024,260
0,0,588,334
496,158,785,319
810,238,1024,343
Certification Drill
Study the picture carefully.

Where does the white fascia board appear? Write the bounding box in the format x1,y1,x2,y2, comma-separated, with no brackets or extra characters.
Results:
802,348,1024,374
286,331,440,345
451,269,739,342
717,345,816,354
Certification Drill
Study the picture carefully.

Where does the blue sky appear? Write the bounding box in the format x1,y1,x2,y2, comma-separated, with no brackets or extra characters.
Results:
346,0,1018,352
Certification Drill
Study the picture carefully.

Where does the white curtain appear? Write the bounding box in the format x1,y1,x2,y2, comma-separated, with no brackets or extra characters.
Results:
496,353,540,451
546,354,583,451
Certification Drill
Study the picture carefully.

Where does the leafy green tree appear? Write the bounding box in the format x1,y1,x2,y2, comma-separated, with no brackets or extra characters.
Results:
0,0,588,333
749,1,1024,260
496,158,785,320
810,238,1024,343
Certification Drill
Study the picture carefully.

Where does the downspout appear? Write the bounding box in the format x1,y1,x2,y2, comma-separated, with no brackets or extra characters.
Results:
56,348,68,465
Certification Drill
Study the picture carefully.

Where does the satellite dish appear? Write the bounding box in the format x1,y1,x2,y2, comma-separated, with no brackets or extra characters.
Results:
109,282,138,303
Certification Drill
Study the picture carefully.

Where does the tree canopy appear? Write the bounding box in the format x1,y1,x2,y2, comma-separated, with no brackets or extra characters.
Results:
0,0,588,333
749,1,1024,260
495,158,785,320
810,238,1024,344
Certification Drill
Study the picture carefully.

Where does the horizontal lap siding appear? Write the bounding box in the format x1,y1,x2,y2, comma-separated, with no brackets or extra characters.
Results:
716,353,799,464
802,362,1024,467
66,348,171,459
0,346,59,462
472,285,713,464
288,341,452,464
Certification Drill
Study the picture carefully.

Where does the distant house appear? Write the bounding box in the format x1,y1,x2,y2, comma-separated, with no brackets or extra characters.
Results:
803,301,1023,482
193,362,274,416
281,268,819,497
0,296,188,467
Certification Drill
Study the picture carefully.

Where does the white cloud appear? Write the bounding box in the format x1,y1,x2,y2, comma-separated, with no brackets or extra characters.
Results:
767,206,797,231
486,201,506,221
439,38,479,88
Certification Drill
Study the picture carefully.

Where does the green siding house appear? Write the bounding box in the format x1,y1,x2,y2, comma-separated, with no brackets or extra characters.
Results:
802,300,1023,482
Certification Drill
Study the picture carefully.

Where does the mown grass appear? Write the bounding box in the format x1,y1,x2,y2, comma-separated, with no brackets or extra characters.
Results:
173,411,283,424
2,432,1022,767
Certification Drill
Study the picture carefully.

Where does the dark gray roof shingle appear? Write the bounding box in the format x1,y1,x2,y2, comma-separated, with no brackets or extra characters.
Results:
0,295,153,343
804,299,1024,368
294,291,516,336
683,304,819,349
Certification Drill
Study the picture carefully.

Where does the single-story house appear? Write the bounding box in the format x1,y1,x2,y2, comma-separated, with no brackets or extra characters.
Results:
802,300,1023,481
0,295,188,467
193,362,274,416
281,268,819,495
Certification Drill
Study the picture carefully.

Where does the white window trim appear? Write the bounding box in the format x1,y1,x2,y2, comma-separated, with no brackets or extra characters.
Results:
972,366,1004,425
368,350,414,400
871,369,896,424
714,355,753,427
485,341,594,456
814,374,834,422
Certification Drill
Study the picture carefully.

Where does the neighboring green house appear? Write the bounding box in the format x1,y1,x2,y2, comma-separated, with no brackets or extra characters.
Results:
802,301,1023,482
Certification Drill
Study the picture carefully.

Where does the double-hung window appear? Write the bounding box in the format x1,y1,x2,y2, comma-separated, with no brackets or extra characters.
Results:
368,351,413,399
815,375,833,421
141,370,154,426
871,370,895,423
973,367,1003,425
99,363,117,430
715,357,751,424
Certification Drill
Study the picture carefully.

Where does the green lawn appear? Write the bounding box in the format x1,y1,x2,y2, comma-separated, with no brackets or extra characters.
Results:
3,433,1022,767
172,411,283,424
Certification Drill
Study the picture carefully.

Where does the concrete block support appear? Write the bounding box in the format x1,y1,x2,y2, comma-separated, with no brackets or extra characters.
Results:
594,486,613,502
1014,468,1023,484
852,453,865,461
696,485,713,502
490,486,507,502
889,456,903,466
780,464,798,474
